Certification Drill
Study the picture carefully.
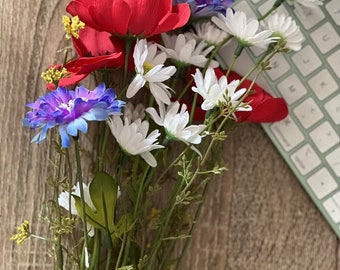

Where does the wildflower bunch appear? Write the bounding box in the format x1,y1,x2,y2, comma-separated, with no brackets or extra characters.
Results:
13,0,309,269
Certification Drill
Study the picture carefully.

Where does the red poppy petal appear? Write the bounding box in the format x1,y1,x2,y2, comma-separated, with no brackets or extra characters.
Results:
237,98,288,123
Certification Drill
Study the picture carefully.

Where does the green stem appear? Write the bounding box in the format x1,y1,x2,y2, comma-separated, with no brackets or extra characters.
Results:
175,181,210,270
258,0,286,21
74,138,90,268
98,124,110,172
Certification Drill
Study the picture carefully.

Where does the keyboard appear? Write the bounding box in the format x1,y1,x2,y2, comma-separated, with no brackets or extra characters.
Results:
224,0,340,236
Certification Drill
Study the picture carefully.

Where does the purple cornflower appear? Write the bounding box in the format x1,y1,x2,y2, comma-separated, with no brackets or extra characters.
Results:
23,83,125,147
173,0,234,17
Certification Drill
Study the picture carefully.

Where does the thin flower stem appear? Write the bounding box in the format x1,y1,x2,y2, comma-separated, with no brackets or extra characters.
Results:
123,38,133,87
98,124,110,172
189,92,198,124
226,45,243,77
74,138,90,268
175,180,210,270
53,145,64,270
258,0,286,21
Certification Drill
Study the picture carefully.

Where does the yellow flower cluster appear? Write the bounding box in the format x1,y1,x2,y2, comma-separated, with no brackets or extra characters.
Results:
41,66,67,84
10,220,30,245
62,15,85,39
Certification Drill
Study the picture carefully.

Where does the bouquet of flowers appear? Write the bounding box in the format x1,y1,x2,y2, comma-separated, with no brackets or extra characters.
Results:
11,0,321,269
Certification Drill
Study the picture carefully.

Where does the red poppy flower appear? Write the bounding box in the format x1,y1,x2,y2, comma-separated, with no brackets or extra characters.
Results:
66,0,190,38
58,26,125,87
181,68,288,123
228,71,288,123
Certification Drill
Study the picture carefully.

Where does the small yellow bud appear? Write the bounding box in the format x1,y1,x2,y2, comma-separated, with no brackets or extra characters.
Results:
41,65,67,84
63,15,85,39
10,220,30,245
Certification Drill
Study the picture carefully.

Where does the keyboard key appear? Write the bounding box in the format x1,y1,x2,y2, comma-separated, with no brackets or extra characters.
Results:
270,116,305,152
323,195,340,223
277,74,307,105
308,69,338,100
233,1,256,18
290,144,321,175
326,1,340,26
311,22,340,54
307,168,338,199
266,53,291,81
294,5,325,30
291,45,322,77
324,94,340,125
327,50,340,78
309,122,340,153
326,147,340,177
293,98,324,129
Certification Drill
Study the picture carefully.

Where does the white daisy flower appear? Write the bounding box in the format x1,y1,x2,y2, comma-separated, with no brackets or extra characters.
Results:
212,8,276,49
107,116,164,167
58,182,96,237
288,0,323,8
159,33,219,68
191,67,252,113
262,13,304,51
288,0,323,17
124,102,146,124
186,21,228,46
146,101,206,151
126,39,176,105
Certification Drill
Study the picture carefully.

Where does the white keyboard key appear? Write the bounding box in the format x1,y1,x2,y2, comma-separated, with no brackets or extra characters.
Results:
326,146,340,177
277,74,307,105
294,5,325,30
270,116,305,151
323,196,340,223
266,53,291,81
324,94,340,125
308,69,338,101
311,22,340,54
327,50,340,78
291,45,322,77
326,1,340,26
309,122,340,153
307,168,338,199
233,1,256,18
290,144,321,175
293,98,324,129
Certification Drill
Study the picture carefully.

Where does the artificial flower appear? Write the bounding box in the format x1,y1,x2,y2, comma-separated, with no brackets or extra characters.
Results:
124,102,146,124
159,33,219,68
173,0,234,17
41,64,68,90
126,39,176,105
287,0,323,17
58,182,96,236
184,68,288,122
212,8,276,49
23,83,125,148
146,101,206,147
191,67,252,113
186,20,228,46
66,0,190,38
262,13,304,51
107,116,164,167
58,26,125,87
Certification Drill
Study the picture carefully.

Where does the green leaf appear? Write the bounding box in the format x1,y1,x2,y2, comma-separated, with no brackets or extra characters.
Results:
74,172,119,232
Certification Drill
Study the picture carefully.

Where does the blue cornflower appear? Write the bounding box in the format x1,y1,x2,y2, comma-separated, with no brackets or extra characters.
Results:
23,83,125,147
173,0,234,17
